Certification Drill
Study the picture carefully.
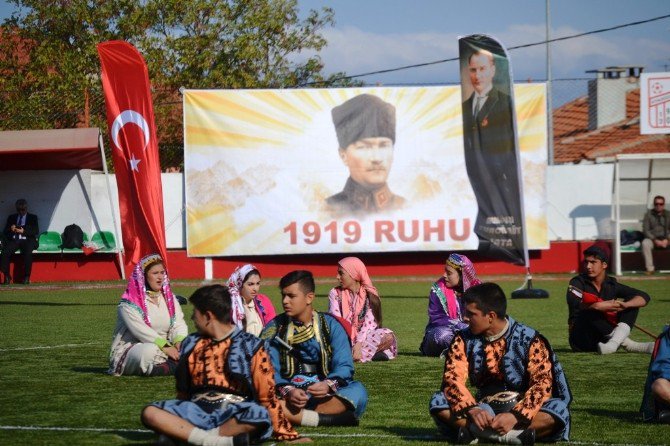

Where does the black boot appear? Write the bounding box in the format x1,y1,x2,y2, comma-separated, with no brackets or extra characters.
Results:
456,426,476,444
2,274,10,285
659,409,670,424
318,410,359,426
371,351,389,361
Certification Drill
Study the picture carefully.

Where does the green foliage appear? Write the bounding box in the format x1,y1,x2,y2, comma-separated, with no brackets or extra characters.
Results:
0,276,668,444
0,0,358,170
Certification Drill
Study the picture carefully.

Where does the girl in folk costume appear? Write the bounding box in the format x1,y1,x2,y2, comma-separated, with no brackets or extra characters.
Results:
328,257,397,362
227,264,277,336
420,253,481,357
109,254,188,376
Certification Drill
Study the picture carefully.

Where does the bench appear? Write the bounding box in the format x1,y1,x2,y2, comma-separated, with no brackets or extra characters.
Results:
36,231,118,254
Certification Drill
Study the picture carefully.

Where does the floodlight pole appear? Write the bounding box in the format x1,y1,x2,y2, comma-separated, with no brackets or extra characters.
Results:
546,0,554,166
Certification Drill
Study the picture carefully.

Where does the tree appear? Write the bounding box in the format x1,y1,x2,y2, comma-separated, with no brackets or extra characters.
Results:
0,0,356,169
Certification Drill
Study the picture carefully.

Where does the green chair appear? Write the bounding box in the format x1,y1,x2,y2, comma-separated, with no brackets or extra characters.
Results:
37,231,62,252
61,232,89,252
92,231,117,252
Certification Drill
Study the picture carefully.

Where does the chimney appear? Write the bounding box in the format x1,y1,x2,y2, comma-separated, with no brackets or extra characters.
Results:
586,66,643,130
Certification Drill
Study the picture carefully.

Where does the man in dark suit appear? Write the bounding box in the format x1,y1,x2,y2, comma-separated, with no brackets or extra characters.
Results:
1,199,39,285
461,49,523,263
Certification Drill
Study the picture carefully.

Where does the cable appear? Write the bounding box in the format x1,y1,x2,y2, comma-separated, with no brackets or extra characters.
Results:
301,13,670,86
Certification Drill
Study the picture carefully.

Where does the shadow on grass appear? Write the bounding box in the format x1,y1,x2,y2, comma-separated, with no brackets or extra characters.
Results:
578,407,639,422
115,430,154,444
375,426,442,442
72,366,109,374
0,301,116,306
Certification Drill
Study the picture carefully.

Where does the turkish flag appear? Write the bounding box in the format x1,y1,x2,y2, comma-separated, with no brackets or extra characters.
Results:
98,41,168,275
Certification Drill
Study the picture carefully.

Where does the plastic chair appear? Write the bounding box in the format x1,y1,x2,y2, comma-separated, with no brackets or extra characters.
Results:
37,231,62,252
91,231,117,251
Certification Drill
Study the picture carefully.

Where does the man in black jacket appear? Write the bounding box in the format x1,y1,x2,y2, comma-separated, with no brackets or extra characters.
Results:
1,198,39,285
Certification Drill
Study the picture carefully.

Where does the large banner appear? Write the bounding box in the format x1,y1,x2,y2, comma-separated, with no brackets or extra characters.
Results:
459,34,526,265
98,41,168,271
184,86,548,257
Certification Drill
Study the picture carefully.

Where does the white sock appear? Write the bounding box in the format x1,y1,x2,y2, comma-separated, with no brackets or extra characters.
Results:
187,427,210,445
202,436,233,446
498,429,525,444
300,409,320,426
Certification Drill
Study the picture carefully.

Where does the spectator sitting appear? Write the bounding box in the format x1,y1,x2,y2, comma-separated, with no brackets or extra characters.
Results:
642,195,670,275
1,198,39,285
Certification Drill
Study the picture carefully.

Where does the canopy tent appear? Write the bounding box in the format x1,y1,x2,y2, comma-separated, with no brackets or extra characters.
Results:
613,153,670,275
0,128,125,278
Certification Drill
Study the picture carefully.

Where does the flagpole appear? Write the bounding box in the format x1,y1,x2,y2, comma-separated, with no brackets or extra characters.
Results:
99,131,125,280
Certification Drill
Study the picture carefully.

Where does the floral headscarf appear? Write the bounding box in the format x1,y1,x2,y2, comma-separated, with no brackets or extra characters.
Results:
338,257,379,337
120,253,176,327
445,253,481,291
227,264,257,330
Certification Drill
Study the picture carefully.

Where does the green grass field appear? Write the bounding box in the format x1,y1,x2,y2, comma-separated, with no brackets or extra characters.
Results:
1,275,669,445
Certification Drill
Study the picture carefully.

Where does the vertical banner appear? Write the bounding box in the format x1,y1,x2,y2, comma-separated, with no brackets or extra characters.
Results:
459,34,527,265
98,41,168,273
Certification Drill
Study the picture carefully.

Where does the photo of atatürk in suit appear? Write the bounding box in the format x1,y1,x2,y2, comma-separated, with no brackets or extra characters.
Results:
326,94,405,216
461,48,523,263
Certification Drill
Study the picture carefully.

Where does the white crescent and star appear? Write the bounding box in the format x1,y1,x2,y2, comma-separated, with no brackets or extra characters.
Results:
110,110,151,172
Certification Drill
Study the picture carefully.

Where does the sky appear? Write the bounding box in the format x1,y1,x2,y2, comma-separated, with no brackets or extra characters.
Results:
0,0,668,86
292,0,670,86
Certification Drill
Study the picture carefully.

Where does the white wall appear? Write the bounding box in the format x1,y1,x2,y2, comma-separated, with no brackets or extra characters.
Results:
1,165,628,248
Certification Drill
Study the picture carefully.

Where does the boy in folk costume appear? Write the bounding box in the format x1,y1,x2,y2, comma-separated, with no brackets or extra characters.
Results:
641,325,670,424
429,283,572,445
566,242,654,354
141,285,303,445
261,270,368,427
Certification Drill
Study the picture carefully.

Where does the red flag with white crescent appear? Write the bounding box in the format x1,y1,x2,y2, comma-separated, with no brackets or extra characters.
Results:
97,41,168,274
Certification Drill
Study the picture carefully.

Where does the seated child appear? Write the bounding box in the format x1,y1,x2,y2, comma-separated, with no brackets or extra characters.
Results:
641,325,670,424
429,283,572,444
141,285,302,445
261,270,368,427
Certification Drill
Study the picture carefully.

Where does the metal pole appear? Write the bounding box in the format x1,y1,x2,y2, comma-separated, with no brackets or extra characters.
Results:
98,132,126,280
546,0,554,165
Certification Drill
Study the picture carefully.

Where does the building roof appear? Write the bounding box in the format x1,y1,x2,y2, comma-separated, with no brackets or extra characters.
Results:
553,89,670,163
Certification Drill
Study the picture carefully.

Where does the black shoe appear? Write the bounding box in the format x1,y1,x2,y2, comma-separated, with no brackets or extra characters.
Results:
2,275,10,285
456,426,477,444
318,410,359,426
175,295,187,305
371,351,389,361
517,428,536,445
22,277,30,285
233,432,249,446
659,409,670,424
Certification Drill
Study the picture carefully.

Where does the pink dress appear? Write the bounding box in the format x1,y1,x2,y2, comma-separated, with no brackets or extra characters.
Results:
328,287,397,362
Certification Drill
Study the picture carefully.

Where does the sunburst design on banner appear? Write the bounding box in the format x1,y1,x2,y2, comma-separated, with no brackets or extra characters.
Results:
184,86,547,257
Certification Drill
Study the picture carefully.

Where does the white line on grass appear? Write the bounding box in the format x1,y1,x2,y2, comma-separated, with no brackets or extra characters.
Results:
0,426,664,445
0,342,100,352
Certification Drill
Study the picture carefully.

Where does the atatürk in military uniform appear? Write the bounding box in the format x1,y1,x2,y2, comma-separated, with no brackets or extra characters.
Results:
326,94,405,215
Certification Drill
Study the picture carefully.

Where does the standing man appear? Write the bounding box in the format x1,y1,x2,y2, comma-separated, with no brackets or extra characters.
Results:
1,198,39,285
566,242,654,354
260,270,368,427
461,47,523,263
326,94,405,215
641,195,670,275
429,282,572,444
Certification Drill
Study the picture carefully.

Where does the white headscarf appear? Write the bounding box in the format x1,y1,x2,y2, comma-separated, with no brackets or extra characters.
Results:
227,264,257,329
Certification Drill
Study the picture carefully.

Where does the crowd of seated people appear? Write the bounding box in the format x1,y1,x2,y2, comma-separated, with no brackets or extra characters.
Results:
102,248,665,445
